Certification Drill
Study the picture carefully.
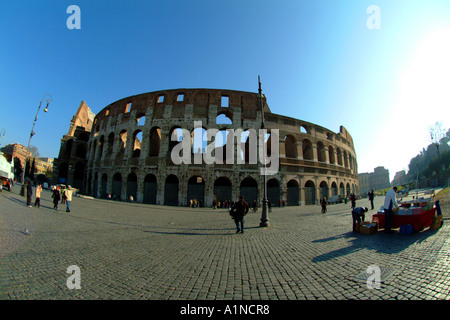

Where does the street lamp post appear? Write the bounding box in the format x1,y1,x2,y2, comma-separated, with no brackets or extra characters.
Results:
21,94,52,184
258,76,269,227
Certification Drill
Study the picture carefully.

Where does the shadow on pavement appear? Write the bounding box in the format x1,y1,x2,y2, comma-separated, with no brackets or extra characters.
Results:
311,228,440,262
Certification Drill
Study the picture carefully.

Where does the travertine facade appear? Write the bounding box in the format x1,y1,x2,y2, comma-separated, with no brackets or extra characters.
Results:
85,89,359,206
53,101,94,189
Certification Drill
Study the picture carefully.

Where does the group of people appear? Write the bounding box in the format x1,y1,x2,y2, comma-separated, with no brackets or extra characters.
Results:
18,179,399,235
21,180,73,212
51,185,73,212
352,186,398,233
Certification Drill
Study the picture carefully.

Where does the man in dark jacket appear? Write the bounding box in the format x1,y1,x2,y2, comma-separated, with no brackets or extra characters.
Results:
26,180,33,207
230,195,249,233
352,206,368,232
368,190,375,210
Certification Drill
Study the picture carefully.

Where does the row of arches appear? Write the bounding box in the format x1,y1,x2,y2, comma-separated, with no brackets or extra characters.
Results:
90,126,356,172
284,135,356,170
88,172,358,207
90,126,273,163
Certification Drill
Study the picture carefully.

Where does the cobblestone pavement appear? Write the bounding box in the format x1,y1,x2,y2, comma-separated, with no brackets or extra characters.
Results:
1,185,450,301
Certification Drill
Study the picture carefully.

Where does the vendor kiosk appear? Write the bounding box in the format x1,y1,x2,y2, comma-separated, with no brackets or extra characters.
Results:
372,189,443,233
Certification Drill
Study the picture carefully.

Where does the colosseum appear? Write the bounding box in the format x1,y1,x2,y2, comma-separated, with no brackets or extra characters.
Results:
84,88,359,207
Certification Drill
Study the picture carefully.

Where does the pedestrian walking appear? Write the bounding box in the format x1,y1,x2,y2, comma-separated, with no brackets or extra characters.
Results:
26,180,33,207
368,190,375,210
61,187,66,204
65,186,73,212
352,206,368,232
35,184,42,208
383,186,399,233
350,193,356,209
321,197,328,213
230,195,249,233
267,200,272,212
52,186,61,210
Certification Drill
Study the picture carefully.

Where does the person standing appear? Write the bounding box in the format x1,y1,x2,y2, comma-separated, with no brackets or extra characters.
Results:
383,186,398,233
230,195,249,234
61,187,66,204
35,184,42,208
350,193,356,209
52,186,61,210
321,197,328,214
26,180,33,207
65,186,73,212
352,207,368,232
368,190,375,210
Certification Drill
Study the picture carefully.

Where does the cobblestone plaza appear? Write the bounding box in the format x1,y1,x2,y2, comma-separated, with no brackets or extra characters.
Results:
1,185,449,302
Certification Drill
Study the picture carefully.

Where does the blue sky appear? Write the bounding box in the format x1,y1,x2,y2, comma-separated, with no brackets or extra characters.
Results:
1,0,449,180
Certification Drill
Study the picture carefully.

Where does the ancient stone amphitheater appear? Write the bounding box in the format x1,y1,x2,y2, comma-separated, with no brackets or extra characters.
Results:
85,88,359,207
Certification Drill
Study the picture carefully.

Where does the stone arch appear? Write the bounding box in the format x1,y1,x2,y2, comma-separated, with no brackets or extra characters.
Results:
241,129,257,164
287,179,299,206
302,139,313,161
136,112,145,126
168,126,183,154
284,135,297,158
119,130,127,153
149,127,161,157
336,148,343,166
331,181,338,196
187,176,205,206
319,181,328,200
339,182,345,197
317,141,326,162
213,177,232,203
101,173,107,199
240,177,258,204
344,151,349,168
132,130,143,158
191,126,207,154
300,125,310,134
143,173,157,204
127,172,138,200
216,112,233,125
328,145,335,164
112,173,122,200
305,180,316,205
267,178,280,207
164,174,179,206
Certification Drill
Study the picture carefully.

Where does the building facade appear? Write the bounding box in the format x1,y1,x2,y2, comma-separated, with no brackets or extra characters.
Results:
359,166,391,194
53,101,95,189
84,88,359,206
0,143,53,181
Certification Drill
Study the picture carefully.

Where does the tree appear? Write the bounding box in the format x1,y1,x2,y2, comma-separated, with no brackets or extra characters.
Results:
407,126,450,180
429,122,446,165
29,146,40,158
30,158,36,181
